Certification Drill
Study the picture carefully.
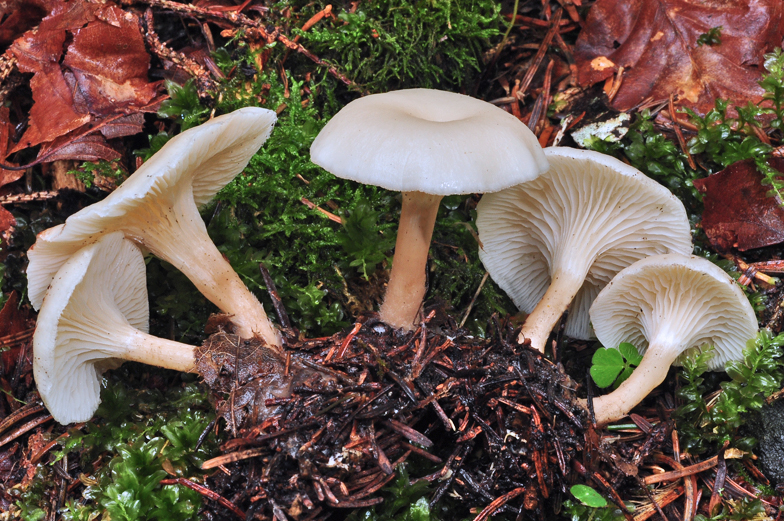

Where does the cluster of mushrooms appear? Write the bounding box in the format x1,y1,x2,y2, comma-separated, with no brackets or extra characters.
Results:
28,88,759,428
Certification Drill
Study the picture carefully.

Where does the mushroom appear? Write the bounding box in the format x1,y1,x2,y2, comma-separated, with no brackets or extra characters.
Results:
476,147,692,352
584,253,758,426
27,107,280,346
34,231,197,424
310,88,549,330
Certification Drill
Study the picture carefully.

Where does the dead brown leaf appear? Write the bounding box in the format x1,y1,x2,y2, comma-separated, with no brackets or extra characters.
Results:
39,132,122,164
63,6,158,117
0,107,22,188
0,292,30,371
7,1,159,158
0,0,49,47
694,158,784,251
574,0,784,114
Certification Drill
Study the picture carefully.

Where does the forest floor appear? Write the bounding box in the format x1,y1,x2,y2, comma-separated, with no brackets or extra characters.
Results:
1,0,784,520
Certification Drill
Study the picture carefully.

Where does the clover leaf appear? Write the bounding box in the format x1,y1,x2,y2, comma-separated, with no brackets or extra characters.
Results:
590,343,643,389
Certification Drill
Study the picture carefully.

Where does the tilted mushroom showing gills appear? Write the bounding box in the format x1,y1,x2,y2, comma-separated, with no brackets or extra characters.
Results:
34,232,197,425
27,107,280,346
476,147,692,352
310,88,549,330
585,254,758,426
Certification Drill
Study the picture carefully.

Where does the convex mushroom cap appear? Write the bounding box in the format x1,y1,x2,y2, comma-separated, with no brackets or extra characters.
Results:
34,232,197,424
27,107,280,345
585,253,759,425
311,88,549,330
476,147,692,352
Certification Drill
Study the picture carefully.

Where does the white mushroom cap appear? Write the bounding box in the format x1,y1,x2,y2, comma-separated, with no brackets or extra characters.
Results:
476,147,692,350
34,231,195,424
310,88,549,195
585,253,758,425
590,254,758,371
27,107,280,344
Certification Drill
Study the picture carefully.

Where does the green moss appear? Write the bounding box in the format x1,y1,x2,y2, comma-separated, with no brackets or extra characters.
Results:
294,0,502,93
143,36,515,339
674,330,784,455
13,368,218,521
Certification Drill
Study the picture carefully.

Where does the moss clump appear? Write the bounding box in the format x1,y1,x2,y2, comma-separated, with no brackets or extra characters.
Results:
293,0,502,93
13,368,217,521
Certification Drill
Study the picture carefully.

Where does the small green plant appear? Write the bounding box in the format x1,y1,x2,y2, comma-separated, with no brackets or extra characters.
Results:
694,498,771,521
562,499,628,521
16,369,217,521
338,201,396,279
158,80,210,131
685,48,784,200
697,26,722,46
586,110,701,204
570,485,608,508
675,330,784,455
346,465,437,521
760,48,784,131
68,160,125,189
134,132,172,163
590,343,643,389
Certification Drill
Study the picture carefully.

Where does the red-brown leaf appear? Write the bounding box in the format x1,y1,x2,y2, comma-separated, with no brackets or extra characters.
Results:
8,2,157,155
574,0,784,114
0,292,30,373
62,6,158,116
9,64,90,153
694,158,784,251
99,113,146,140
0,0,49,47
0,108,23,189
38,133,121,164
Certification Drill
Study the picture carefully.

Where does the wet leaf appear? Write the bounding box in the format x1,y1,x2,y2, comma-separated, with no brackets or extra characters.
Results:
0,0,49,47
0,291,30,370
0,108,22,188
693,158,784,251
8,2,158,154
63,6,158,117
39,133,122,164
574,0,784,114
570,484,608,507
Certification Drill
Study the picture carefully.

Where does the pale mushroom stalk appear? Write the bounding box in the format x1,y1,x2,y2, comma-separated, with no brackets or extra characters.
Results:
380,192,442,329
477,147,693,353
518,270,585,349
123,181,278,344
26,108,281,347
310,89,549,332
34,232,202,424
586,344,678,425
583,254,758,427
74,321,197,373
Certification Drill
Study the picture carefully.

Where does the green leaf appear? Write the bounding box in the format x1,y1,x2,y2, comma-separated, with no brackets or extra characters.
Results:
570,484,608,508
590,348,624,388
618,342,643,365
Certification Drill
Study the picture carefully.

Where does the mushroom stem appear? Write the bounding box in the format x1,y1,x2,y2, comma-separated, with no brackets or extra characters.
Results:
380,191,443,330
518,270,585,352
124,328,197,373
127,185,281,347
581,344,679,426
